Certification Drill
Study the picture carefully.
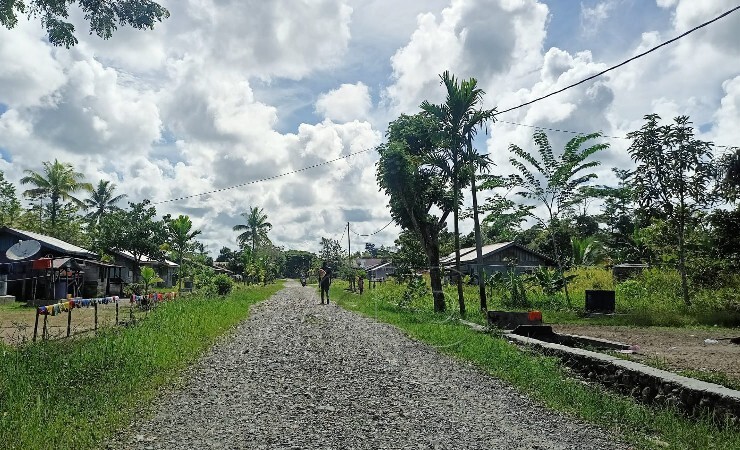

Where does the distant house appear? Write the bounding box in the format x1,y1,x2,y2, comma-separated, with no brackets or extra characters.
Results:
441,242,555,276
111,250,178,288
367,261,396,281
353,257,384,270
0,227,123,302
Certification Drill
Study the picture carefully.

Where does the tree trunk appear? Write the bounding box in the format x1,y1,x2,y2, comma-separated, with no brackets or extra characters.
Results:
423,230,445,312
453,156,465,316
471,171,487,312
549,221,571,307
677,211,691,306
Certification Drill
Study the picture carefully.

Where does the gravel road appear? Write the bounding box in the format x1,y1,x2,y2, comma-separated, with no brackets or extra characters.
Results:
108,282,629,449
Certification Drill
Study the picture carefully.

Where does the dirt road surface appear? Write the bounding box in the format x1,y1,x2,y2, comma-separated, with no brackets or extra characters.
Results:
108,283,628,449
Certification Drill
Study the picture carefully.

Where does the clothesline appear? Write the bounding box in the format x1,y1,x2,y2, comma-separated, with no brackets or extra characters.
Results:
36,292,178,316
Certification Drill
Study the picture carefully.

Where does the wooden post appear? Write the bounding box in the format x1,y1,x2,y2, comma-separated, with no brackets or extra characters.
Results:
66,306,72,337
42,315,48,341
67,308,72,337
94,300,98,332
115,300,119,326
33,309,39,342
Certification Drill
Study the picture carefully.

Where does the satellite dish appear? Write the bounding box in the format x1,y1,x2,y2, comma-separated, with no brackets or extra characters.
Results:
6,240,41,261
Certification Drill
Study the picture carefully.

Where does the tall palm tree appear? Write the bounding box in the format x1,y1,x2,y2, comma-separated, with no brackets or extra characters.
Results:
233,207,272,259
421,71,496,315
166,215,202,290
20,159,92,231
84,180,127,225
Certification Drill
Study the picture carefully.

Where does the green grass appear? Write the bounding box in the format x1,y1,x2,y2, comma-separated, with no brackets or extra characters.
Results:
0,282,282,450
333,281,740,450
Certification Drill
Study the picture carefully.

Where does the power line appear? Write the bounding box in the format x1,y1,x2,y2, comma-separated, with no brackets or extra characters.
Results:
152,147,374,205
349,219,395,237
496,120,737,149
493,5,740,117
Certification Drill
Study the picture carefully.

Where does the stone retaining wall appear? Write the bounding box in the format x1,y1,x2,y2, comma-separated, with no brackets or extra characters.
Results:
505,333,740,426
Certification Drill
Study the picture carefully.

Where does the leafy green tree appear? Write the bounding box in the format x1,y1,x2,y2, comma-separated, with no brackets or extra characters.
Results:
0,0,170,48
233,206,272,259
20,159,92,233
376,113,452,312
420,71,496,314
84,180,126,225
283,250,316,277
476,174,533,243
165,215,202,290
318,237,343,270
0,170,21,227
627,114,715,306
508,131,608,306
98,200,166,281
571,236,606,266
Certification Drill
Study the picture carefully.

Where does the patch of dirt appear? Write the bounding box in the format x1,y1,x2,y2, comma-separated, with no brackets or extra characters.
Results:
552,324,740,386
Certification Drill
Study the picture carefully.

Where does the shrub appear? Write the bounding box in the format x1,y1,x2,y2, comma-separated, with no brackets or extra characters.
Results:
211,274,234,296
399,275,429,309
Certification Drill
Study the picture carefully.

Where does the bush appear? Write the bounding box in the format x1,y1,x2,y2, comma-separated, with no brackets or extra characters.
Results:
211,274,234,296
399,275,429,309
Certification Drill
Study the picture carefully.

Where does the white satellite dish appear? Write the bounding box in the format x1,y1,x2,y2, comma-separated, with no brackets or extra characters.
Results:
6,240,41,261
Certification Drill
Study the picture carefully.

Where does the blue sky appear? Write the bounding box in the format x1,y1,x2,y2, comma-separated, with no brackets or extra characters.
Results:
0,0,739,255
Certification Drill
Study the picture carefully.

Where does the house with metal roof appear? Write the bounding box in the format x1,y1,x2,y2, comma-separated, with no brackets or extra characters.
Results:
0,227,123,303
441,242,555,276
111,250,178,288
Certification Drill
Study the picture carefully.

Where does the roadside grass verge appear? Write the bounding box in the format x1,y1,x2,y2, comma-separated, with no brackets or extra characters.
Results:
0,282,282,450
333,281,740,450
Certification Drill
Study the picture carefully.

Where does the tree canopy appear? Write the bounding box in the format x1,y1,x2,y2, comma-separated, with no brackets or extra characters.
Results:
0,0,170,48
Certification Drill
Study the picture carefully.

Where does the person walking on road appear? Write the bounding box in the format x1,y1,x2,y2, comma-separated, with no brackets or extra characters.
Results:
319,262,332,304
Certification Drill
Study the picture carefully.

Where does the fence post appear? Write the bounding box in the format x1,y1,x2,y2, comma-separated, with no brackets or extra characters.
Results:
66,307,72,337
94,301,98,332
33,309,39,342
115,301,119,326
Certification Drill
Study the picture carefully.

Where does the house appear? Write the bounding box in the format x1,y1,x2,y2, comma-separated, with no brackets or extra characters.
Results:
441,242,556,277
111,250,178,288
367,261,396,281
353,257,384,270
0,227,123,302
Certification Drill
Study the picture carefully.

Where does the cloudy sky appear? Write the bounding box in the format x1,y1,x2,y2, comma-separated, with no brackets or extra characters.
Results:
1,0,739,256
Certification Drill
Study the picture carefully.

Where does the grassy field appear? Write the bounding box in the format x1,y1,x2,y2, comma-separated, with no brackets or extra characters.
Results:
405,267,740,328
332,280,740,450
0,282,282,450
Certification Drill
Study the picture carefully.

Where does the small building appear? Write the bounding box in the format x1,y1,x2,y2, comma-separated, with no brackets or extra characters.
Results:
367,261,396,281
441,242,556,277
0,227,123,302
111,250,178,288
354,257,384,270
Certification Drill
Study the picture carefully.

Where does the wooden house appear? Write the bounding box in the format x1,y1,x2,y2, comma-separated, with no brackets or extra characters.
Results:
441,242,555,277
111,250,178,288
0,227,123,303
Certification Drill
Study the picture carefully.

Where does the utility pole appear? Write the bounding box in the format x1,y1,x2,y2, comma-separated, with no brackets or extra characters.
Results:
347,222,351,264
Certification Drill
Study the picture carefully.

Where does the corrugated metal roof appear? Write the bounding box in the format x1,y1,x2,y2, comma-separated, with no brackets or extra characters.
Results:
3,227,96,258
441,242,555,266
115,250,179,267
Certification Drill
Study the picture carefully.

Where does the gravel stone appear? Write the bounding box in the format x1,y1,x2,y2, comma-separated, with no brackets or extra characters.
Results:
107,282,628,449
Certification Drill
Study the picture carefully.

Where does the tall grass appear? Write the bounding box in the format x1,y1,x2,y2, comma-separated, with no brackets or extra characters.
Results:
334,281,740,450
0,283,281,450
479,267,740,327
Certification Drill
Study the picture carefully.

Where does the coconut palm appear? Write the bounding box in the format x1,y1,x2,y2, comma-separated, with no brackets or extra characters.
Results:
20,159,92,231
84,180,127,225
420,71,496,315
166,215,202,290
233,207,272,258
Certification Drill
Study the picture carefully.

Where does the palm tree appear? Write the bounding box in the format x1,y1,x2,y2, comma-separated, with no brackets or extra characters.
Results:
20,159,92,231
84,180,127,225
233,207,272,259
420,71,496,315
166,215,202,290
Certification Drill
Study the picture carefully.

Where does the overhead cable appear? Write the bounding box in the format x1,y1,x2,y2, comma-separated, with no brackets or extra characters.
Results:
493,5,740,117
